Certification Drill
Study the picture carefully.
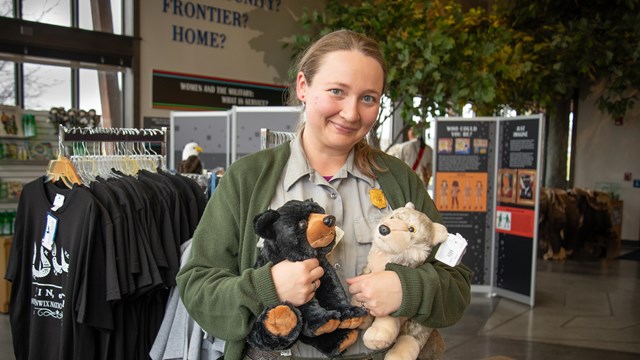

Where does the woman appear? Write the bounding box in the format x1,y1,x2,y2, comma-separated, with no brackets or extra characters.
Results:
176,29,471,360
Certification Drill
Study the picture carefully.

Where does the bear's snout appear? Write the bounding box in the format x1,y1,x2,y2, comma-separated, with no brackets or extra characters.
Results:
379,224,391,236
323,215,335,227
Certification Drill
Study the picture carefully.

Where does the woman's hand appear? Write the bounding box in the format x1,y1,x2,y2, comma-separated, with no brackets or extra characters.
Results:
346,271,402,317
271,258,324,306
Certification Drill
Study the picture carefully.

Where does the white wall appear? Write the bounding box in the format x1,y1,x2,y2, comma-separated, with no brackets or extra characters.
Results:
575,83,640,241
138,0,324,119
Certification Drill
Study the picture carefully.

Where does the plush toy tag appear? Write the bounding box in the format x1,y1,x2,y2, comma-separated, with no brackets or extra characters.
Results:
326,226,344,257
279,349,292,357
435,233,468,267
334,226,344,247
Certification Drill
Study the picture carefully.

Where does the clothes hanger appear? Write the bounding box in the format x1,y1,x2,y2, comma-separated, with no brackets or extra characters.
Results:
79,139,97,183
138,139,155,172
70,140,90,184
144,129,165,171
122,132,140,175
46,128,82,188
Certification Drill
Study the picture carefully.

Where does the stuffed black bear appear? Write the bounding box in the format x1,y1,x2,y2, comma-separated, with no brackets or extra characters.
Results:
247,199,368,357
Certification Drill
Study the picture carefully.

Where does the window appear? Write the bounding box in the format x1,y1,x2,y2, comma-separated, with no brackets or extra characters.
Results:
79,68,108,114
0,1,132,126
79,0,123,34
0,61,16,106
22,0,71,27
0,0,14,17
23,63,71,110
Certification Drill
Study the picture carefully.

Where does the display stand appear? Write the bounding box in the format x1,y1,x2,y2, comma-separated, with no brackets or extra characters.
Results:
170,110,230,170
170,106,301,171
434,115,544,307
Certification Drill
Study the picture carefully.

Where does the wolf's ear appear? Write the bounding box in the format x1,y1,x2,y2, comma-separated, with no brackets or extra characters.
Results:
432,223,448,245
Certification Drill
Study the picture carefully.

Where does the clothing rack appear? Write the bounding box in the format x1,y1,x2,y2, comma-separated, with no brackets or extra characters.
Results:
58,124,168,156
260,128,295,150
9,125,207,359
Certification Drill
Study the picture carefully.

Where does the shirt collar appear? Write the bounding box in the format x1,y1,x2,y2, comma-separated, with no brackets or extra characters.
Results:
284,136,375,190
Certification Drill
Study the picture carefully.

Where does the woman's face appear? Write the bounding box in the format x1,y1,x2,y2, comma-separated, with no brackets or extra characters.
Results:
297,50,383,154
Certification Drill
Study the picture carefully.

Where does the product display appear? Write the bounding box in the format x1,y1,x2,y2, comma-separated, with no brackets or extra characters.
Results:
5,126,207,360
0,210,16,235
48,107,101,131
22,114,37,137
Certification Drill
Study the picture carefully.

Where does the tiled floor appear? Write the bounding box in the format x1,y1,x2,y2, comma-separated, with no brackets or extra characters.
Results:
1,247,639,359
441,246,640,359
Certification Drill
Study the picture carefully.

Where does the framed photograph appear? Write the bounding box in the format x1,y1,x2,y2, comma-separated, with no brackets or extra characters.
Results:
454,138,471,154
438,138,453,154
516,169,537,207
473,138,488,154
0,106,24,137
498,168,517,204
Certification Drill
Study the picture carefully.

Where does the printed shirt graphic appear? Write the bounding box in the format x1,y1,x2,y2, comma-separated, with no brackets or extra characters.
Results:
31,241,69,319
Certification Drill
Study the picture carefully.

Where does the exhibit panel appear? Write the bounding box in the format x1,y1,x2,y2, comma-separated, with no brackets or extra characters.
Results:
434,118,497,290
493,115,544,306
435,115,544,306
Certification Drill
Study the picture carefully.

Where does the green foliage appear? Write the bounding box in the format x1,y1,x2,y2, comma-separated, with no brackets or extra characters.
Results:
496,0,640,120
290,0,534,123
290,0,640,126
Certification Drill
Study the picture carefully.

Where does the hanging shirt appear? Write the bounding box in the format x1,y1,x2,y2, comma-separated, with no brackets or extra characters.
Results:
6,177,117,360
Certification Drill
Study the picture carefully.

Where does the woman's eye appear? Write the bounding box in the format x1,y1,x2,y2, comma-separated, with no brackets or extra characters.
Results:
362,95,376,103
329,89,343,96
298,220,308,229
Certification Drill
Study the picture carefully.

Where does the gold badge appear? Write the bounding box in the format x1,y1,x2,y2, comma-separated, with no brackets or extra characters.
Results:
369,189,387,209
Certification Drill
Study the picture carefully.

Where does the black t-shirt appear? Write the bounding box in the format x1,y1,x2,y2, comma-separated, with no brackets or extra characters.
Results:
158,170,200,235
105,177,157,293
173,173,208,228
139,170,190,243
136,176,180,287
6,177,117,360
90,181,129,298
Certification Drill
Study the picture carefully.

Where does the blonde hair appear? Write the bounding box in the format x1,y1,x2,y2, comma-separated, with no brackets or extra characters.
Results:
290,29,387,178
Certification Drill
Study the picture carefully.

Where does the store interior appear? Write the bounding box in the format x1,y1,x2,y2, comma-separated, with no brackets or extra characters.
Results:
2,1,640,359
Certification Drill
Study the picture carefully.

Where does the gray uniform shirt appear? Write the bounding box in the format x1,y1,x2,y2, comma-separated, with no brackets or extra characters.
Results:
269,136,392,357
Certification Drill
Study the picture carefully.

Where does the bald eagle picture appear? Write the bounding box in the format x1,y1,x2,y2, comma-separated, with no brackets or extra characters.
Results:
178,142,204,174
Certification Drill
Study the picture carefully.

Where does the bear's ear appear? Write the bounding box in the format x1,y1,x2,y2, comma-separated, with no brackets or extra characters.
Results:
405,202,416,210
253,209,280,239
432,222,449,245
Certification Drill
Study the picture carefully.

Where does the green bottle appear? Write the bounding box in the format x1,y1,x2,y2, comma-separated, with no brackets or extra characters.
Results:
8,210,15,234
0,211,6,236
31,115,37,137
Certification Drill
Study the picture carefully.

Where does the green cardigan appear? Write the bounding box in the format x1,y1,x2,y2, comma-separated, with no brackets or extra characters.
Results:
176,143,472,360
